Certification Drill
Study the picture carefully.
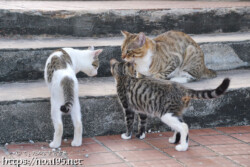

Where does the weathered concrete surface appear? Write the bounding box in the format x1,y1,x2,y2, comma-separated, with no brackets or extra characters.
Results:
1,32,250,49
201,43,248,70
1,69,250,101
0,46,121,82
0,33,249,82
1,1,250,11
0,69,250,143
0,1,249,37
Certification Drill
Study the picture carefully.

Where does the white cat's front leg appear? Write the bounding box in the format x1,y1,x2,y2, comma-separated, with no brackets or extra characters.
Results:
71,101,82,147
50,109,63,148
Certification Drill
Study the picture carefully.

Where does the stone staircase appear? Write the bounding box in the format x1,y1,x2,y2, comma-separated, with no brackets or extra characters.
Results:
0,1,250,144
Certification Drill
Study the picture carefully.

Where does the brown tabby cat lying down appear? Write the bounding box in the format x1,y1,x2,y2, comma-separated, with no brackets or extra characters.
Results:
110,59,230,151
121,30,216,83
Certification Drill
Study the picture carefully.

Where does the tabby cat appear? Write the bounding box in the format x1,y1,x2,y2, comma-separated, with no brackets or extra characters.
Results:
110,59,230,151
121,30,216,83
44,47,103,148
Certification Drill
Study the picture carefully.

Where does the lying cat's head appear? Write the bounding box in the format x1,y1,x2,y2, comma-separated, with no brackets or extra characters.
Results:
110,59,135,77
121,31,147,62
79,46,103,76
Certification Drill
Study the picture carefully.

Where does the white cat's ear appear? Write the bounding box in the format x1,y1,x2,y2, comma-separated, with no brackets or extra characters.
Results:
110,59,118,66
121,30,130,37
93,49,103,59
137,32,146,47
88,46,94,50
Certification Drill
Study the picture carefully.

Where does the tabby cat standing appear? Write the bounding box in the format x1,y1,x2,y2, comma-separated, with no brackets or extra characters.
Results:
110,59,229,151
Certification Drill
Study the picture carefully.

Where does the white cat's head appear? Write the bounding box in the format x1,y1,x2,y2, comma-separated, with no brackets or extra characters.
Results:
78,47,103,76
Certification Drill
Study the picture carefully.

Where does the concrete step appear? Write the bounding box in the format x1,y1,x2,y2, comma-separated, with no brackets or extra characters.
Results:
0,1,249,37
0,32,249,82
0,69,250,143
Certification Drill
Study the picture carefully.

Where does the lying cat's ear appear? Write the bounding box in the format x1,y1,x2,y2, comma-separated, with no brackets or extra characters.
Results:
88,46,94,50
93,49,103,59
110,59,118,66
137,32,146,47
121,30,130,37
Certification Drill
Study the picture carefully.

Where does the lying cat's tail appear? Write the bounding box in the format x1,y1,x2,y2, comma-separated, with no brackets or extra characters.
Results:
188,78,230,99
60,76,74,113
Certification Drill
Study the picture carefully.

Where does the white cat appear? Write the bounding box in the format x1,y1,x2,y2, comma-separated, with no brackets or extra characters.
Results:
44,47,103,148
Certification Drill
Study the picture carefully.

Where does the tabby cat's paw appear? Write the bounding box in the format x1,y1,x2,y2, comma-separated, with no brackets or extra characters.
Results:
168,137,176,144
49,141,61,148
175,144,188,151
71,139,82,147
121,133,132,140
136,133,146,139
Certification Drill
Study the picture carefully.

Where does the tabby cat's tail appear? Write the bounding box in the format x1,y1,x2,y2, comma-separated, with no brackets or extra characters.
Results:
188,78,230,99
60,76,74,113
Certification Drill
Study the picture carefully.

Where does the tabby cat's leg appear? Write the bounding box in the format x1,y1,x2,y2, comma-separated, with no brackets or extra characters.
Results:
70,99,82,147
161,113,189,151
168,131,181,144
50,106,63,148
121,109,135,140
136,113,147,139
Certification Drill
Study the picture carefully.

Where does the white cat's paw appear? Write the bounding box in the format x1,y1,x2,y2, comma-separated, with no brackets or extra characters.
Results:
121,133,132,140
175,144,188,152
71,139,82,147
49,141,61,148
169,137,176,144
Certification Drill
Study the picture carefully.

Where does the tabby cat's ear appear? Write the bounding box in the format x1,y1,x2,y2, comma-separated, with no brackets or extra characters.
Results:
94,49,103,59
137,32,146,47
110,59,118,66
121,30,130,37
128,61,135,67
88,46,94,50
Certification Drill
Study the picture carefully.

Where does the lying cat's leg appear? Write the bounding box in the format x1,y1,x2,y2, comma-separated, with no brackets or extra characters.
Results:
161,113,189,151
50,107,63,148
154,70,175,80
121,109,135,140
167,62,195,83
170,71,196,83
70,100,82,147
180,45,204,80
170,77,193,83
160,58,180,80
136,113,147,139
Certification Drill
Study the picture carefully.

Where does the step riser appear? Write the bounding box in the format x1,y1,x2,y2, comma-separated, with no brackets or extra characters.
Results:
0,41,249,82
0,46,121,82
0,7,249,37
0,88,249,144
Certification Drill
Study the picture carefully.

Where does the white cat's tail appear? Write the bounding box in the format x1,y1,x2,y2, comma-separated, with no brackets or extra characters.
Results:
60,76,74,113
